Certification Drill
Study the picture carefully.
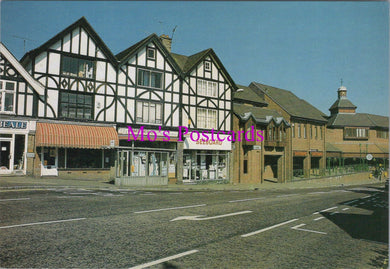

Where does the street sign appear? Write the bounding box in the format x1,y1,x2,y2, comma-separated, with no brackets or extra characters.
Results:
366,154,373,161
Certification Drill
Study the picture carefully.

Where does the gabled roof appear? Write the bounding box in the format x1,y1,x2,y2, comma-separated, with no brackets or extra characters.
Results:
1,42,45,97
234,84,267,106
20,17,118,67
171,49,237,90
250,82,328,123
116,34,182,74
329,98,357,111
233,103,290,126
328,113,389,129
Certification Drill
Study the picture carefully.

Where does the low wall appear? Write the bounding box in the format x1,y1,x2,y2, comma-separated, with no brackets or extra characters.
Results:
293,172,375,185
115,176,168,186
58,169,113,181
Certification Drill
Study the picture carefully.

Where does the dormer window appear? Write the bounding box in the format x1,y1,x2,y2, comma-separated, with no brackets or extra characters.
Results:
147,48,156,60
204,61,211,71
61,55,95,79
0,80,15,113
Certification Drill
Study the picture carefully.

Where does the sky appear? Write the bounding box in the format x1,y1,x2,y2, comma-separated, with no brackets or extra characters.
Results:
1,1,389,117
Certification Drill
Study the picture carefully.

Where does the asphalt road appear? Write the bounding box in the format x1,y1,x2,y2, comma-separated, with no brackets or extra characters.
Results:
0,183,388,268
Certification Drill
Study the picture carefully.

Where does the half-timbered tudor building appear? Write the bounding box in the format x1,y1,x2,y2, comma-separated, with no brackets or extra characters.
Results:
0,42,45,175
233,85,290,183
326,85,389,169
17,17,236,184
250,82,328,179
20,17,120,178
171,46,236,183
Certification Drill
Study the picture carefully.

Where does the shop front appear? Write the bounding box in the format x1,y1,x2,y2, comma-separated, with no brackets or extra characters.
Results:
0,118,35,175
115,127,177,186
183,134,231,182
35,121,118,178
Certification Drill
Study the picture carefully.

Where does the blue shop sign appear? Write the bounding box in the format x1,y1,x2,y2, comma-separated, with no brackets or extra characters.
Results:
0,121,27,129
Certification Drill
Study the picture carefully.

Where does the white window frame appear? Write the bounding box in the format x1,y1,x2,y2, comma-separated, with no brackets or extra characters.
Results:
204,61,211,71
136,101,162,124
137,69,163,89
147,48,156,60
197,108,217,129
0,80,16,114
197,79,217,97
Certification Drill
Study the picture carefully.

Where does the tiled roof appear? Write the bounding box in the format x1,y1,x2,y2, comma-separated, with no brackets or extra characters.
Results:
327,113,389,128
233,103,289,126
329,98,357,111
234,84,267,106
250,82,328,122
171,49,211,73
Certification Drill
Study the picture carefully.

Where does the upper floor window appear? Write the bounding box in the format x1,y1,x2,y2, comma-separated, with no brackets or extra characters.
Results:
0,80,15,113
147,48,156,60
197,79,217,97
204,61,211,71
344,127,369,140
315,126,318,139
59,91,93,119
303,124,307,139
137,69,162,89
136,101,162,124
197,108,217,129
297,124,301,138
61,55,94,79
377,130,388,139
292,123,295,138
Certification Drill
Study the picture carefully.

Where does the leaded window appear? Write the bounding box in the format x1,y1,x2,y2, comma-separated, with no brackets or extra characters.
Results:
136,101,162,124
61,55,95,79
59,91,93,119
137,69,162,89
0,80,15,113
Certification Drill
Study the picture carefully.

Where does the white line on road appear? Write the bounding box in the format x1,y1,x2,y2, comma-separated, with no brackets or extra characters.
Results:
321,206,338,212
241,218,299,238
314,216,325,221
229,197,264,203
342,208,350,211
171,210,252,222
291,223,327,235
359,202,365,205
362,195,371,199
330,211,339,215
0,198,30,202
0,218,87,229
128,249,199,269
277,194,298,198
134,204,207,214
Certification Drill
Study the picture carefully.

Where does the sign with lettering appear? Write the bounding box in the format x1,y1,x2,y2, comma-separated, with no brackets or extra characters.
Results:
183,134,231,151
0,121,27,129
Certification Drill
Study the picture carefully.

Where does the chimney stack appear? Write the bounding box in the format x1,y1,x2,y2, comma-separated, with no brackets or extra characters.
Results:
159,34,172,52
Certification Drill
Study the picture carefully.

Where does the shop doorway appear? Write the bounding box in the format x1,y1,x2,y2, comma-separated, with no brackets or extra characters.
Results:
40,147,58,176
0,139,11,173
264,155,279,180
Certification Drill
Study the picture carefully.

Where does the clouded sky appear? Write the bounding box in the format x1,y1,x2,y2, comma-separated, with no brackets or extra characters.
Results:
1,1,388,116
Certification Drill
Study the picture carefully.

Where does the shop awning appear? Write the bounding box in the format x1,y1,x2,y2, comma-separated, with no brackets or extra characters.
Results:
36,122,119,149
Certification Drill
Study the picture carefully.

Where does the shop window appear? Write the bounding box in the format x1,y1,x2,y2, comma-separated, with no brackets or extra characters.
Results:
59,91,93,119
137,69,162,89
197,108,217,129
136,101,162,124
0,80,15,113
197,79,217,97
183,151,228,181
61,55,94,79
66,149,103,168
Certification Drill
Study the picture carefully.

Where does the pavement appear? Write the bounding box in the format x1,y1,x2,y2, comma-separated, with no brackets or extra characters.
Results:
0,173,386,192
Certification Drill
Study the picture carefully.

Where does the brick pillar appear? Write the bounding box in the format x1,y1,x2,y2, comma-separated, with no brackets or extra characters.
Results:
303,155,311,178
277,155,284,183
176,141,184,184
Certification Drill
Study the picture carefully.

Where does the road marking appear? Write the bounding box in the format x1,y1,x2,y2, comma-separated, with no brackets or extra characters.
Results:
359,202,365,205
342,208,350,211
308,192,327,195
171,210,252,222
140,193,156,196
57,196,84,198
0,218,87,229
362,195,371,199
134,204,206,214
314,216,325,221
241,218,299,238
291,223,327,235
330,211,339,215
0,198,30,202
277,194,298,198
229,197,264,203
344,200,358,205
321,206,338,212
128,249,199,269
